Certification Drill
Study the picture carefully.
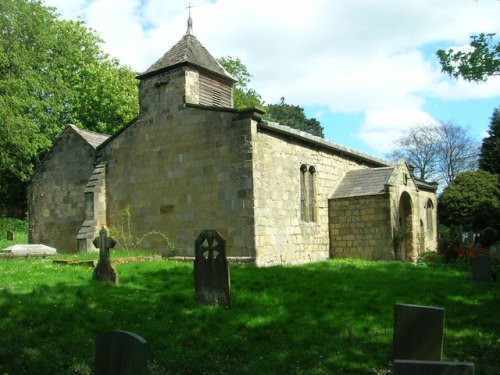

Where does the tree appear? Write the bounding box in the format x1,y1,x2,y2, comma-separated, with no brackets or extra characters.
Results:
386,124,441,181
438,121,479,185
217,56,263,109
438,170,500,232
218,57,324,138
437,33,500,81
0,0,138,215
387,121,479,186
266,97,324,138
479,106,500,174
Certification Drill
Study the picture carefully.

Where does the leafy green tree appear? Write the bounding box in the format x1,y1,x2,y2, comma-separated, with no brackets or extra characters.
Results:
479,107,500,174
0,0,138,215
217,56,263,109
438,170,500,231
436,33,499,81
266,97,324,138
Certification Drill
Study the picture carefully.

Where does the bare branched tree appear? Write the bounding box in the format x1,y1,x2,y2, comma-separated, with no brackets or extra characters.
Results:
387,121,480,187
387,123,441,181
438,121,480,185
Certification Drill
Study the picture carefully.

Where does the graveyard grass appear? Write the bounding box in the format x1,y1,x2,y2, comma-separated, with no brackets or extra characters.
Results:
0,218,498,375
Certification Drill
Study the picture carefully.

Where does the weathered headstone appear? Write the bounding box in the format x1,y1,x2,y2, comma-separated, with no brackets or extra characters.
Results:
194,229,230,307
95,330,148,375
471,255,493,282
392,303,445,361
6,230,14,241
393,360,474,375
92,227,118,284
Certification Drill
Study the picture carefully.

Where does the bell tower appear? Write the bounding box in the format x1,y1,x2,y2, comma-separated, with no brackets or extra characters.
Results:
136,14,237,115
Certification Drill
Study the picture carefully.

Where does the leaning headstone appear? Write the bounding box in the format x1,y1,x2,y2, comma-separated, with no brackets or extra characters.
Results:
92,227,118,284
471,255,493,282
392,303,445,361
393,360,474,375
6,230,14,241
95,330,148,375
194,229,230,308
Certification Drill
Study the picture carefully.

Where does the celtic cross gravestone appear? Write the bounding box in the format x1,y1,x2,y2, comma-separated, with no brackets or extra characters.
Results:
194,229,230,307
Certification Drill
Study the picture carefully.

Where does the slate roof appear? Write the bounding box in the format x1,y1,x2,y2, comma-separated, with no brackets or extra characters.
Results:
70,125,110,149
138,34,235,81
330,167,394,199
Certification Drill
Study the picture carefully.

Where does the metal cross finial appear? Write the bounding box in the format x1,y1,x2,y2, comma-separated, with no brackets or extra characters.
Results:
186,2,194,35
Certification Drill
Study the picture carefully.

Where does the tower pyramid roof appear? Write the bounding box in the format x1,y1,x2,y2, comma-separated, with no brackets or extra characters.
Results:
137,33,235,82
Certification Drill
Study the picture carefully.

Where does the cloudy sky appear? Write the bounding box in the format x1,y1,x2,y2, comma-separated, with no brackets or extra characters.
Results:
43,0,500,158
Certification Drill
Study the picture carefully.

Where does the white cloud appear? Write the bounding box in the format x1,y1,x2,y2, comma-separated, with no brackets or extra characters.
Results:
359,108,439,153
42,0,500,153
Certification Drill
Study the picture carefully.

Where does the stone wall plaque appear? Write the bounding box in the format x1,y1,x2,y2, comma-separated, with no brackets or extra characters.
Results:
393,359,474,375
194,229,230,307
392,303,445,361
95,330,148,375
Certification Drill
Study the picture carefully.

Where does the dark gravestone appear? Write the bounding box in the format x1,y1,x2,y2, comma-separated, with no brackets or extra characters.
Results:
194,229,231,308
392,303,444,361
471,255,493,282
95,330,148,375
92,227,118,284
6,230,14,241
393,360,474,375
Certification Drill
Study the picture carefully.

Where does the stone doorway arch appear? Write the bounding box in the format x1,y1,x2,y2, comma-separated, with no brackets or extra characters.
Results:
397,192,413,260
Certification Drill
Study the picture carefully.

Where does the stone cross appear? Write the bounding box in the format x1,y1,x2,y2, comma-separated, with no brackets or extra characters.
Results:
95,330,148,375
194,229,231,308
92,227,118,285
392,303,445,361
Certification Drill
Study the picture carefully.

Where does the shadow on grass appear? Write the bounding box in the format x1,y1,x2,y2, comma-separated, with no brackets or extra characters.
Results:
0,259,498,374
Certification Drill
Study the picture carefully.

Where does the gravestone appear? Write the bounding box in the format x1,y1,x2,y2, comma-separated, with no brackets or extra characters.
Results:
393,360,474,375
6,230,14,241
1,244,57,256
471,255,494,282
194,229,231,308
95,330,148,375
392,303,444,361
92,227,118,284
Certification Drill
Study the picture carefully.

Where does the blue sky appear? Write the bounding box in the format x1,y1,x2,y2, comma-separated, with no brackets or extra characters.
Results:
43,0,500,159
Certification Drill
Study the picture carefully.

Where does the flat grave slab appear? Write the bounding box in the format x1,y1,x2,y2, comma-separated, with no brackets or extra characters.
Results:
393,359,474,375
1,244,57,256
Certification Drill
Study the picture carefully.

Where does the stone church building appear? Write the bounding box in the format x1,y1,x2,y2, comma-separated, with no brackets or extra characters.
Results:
28,21,437,266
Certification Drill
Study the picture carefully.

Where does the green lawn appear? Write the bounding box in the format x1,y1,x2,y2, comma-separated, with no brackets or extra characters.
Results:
0,254,498,375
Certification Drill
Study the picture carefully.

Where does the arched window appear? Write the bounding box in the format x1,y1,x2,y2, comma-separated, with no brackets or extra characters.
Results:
300,164,317,222
426,199,434,231
300,164,307,221
308,166,316,222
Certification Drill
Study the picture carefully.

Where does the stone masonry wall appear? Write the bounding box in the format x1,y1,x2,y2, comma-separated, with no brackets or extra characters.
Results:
28,127,96,252
252,126,375,267
100,72,255,256
329,195,393,259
